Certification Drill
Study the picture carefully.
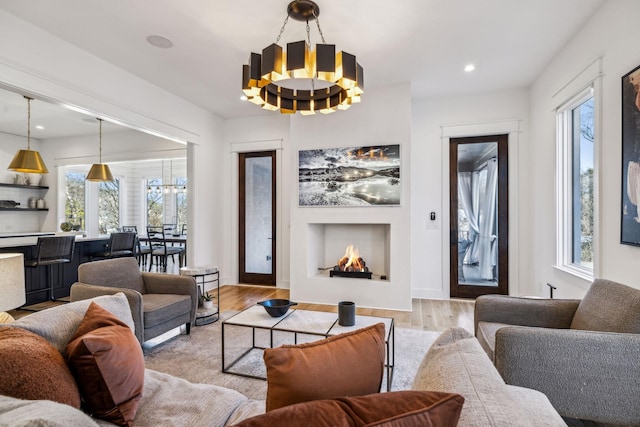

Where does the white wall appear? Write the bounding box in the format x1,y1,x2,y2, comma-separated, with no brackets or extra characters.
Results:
411,89,530,298
529,0,640,298
0,10,224,272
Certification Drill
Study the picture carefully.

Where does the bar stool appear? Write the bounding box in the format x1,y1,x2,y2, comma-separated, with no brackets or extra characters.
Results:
179,265,219,325
90,232,136,260
25,235,75,301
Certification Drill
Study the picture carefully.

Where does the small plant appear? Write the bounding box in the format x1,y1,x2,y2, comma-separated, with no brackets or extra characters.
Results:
201,292,213,302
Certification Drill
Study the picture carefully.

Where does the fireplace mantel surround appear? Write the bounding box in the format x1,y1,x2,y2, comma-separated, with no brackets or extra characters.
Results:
290,213,412,311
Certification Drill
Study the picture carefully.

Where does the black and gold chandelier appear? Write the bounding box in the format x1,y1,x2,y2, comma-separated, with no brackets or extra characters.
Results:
242,0,364,115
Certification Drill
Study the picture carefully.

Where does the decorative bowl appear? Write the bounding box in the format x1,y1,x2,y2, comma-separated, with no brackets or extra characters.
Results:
257,299,297,317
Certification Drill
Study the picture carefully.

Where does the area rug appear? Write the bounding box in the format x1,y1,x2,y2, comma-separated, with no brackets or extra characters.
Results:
143,311,441,400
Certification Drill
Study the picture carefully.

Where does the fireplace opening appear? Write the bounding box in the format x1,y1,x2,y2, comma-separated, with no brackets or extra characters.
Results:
329,244,373,279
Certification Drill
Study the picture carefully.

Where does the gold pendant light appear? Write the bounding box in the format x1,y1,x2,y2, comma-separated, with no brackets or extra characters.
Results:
7,96,49,174
86,118,114,182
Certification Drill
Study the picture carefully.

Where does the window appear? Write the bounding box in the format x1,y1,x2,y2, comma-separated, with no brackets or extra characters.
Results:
98,179,120,234
557,87,595,278
146,178,164,227
175,176,188,228
64,170,86,231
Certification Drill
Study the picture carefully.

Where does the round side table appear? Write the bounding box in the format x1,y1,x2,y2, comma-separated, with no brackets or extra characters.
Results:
180,265,219,325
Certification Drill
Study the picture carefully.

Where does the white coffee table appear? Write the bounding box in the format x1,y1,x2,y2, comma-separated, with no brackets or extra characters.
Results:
221,305,395,391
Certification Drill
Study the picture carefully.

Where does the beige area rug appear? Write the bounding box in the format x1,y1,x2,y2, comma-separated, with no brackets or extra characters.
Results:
143,311,441,400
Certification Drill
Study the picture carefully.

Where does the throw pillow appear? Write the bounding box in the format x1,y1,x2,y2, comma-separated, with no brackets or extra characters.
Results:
0,326,81,409
66,302,144,427
264,322,386,412
232,390,465,427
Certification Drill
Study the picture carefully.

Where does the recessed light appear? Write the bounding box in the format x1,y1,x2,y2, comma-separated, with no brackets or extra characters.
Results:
240,95,248,101
35,125,44,130
464,64,475,72
146,35,174,49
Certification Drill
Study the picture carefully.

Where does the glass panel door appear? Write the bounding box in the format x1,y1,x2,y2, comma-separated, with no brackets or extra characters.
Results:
239,151,276,285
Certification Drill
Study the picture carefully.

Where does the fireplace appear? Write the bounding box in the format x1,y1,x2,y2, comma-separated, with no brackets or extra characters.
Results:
329,244,373,279
307,223,390,281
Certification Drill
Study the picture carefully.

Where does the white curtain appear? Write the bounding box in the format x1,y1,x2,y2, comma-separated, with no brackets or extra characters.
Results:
478,159,498,279
628,161,640,222
458,171,480,240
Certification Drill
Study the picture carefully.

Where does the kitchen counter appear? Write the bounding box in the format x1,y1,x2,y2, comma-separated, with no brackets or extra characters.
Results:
0,233,111,305
0,232,109,248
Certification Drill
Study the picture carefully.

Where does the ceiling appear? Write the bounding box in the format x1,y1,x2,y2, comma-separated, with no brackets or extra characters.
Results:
0,0,605,124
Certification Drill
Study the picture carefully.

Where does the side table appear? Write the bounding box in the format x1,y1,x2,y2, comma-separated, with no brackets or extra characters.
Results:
179,265,219,325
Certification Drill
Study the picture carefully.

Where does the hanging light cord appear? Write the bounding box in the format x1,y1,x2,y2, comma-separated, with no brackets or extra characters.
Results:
25,96,32,150
98,118,103,163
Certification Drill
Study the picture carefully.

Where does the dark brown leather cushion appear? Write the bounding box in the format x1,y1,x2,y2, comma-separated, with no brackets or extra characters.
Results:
233,390,465,427
66,302,144,427
264,322,386,412
0,326,81,408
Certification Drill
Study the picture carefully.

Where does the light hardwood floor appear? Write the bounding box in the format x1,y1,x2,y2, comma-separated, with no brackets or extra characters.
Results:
220,284,475,333
11,284,475,334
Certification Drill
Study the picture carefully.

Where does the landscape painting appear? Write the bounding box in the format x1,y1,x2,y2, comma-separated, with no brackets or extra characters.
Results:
298,144,400,206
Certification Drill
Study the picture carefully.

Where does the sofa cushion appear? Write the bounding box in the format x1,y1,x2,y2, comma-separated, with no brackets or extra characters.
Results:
570,279,640,333
413,327,566,426
66,302,144,427
0,395,99,427
0,326,81,409
142,293,192,327
264,323,386,411
231,391,464,427
476,321,511,361
129,369,260,427
11,293,134,356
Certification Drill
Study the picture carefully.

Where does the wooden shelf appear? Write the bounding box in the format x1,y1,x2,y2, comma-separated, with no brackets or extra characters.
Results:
0,183,49,190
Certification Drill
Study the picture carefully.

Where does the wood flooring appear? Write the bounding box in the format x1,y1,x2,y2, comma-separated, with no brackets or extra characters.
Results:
11,284,475,334
220,284,475,333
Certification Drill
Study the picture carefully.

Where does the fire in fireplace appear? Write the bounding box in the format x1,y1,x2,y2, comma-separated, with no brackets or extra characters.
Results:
330,245,373,279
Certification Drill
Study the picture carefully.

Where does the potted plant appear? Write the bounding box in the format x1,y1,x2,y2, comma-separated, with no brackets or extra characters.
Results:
201,291,214,309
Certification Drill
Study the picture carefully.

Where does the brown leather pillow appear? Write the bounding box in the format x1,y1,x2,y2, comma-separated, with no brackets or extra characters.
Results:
233,390,465,427
0,326,81,408
66,302,144,427
264,322,386,411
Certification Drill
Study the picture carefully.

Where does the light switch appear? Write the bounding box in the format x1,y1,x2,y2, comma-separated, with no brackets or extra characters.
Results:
426,211,439,229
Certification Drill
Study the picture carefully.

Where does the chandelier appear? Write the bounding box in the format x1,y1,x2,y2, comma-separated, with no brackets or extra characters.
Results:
242,0,364,115
147,159,187,194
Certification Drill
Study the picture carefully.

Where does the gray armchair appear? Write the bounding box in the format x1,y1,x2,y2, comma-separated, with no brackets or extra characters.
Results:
474,279,640,425
71,257,197,345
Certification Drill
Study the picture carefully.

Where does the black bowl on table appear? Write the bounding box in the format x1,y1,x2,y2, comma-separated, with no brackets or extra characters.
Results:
257,299,297,317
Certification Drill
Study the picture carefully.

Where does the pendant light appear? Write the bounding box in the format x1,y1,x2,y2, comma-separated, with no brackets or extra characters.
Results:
86,118,114,182
7,96,49,174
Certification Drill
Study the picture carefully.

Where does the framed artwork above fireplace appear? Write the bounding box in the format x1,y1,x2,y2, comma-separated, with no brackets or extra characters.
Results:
298,144,400,206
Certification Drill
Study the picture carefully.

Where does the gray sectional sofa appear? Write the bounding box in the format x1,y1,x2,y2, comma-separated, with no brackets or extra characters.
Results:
0,293,564,426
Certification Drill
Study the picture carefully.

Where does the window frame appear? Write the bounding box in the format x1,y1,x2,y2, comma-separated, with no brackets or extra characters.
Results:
555,85,598,281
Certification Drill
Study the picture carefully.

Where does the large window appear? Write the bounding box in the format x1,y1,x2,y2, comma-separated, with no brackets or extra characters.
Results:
98,179,120,234
557,88,595,277
64,171,86,231
146,178,164,227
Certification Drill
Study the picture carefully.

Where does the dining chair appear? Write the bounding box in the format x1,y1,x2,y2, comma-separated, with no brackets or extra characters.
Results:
147,226,184,272
122,226,151,268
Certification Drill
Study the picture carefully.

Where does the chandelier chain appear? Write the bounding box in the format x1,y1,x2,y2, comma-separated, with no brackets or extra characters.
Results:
313,12,326,44
275,15,290,44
